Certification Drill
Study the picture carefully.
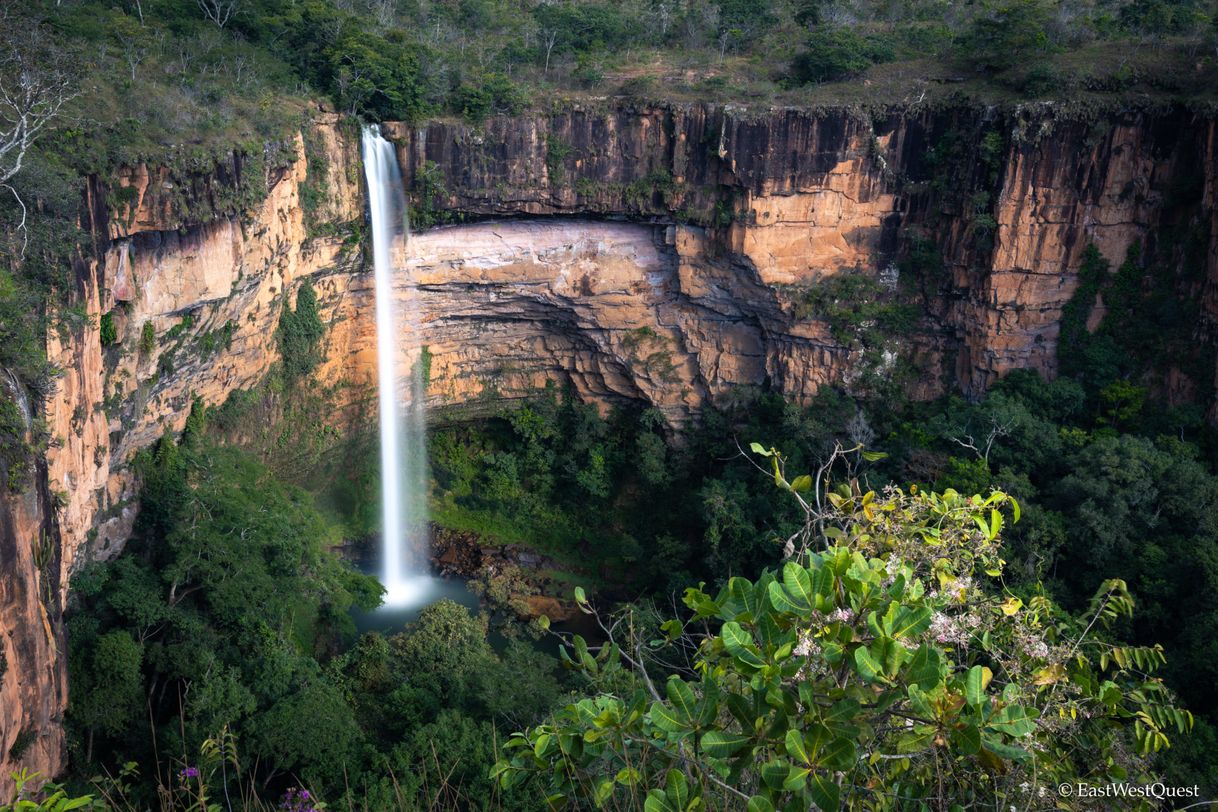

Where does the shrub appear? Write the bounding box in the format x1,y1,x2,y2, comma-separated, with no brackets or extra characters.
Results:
790,28,894,85
495,482,1191,809
98,311,117,347
139,321,155,355
450,72,527,121
956,0,1055,73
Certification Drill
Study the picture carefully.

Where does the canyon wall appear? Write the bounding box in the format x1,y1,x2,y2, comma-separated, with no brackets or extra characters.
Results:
3,100,1217,795
389,103,1218,399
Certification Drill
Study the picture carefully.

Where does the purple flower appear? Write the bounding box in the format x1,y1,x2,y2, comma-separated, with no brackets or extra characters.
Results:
281,787,319,812
180,766,199,779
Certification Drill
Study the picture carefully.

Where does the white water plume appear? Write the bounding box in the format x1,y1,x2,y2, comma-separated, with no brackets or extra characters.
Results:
361,124,431,608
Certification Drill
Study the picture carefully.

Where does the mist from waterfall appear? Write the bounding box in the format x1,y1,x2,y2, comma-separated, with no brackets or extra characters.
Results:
361,124,432,608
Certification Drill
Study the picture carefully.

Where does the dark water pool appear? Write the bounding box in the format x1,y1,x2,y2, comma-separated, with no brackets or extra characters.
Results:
346,546,603,656
347,548,481,634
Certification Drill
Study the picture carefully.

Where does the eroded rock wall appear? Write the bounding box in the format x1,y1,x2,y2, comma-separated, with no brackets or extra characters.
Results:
392,104,1218,398
0,373,63,799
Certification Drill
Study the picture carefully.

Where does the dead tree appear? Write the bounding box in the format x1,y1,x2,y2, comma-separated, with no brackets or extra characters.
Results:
196,0,241,28
0,9,78,257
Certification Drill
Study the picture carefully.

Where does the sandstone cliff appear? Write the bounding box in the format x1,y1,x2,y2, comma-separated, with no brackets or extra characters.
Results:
0,372,63,795
389,103,1218,399
3,100,1217,795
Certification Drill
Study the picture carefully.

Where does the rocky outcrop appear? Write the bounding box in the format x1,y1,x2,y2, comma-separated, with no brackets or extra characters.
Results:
5,100,1218,796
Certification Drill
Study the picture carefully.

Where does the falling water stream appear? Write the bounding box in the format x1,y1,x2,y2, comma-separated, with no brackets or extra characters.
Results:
361,125,436,610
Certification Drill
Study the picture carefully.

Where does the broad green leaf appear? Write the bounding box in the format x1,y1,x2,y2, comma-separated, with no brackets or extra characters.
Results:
574,586,587,604
782,562,816,611
782,765,810,792
907,645,944,689
890,606,933,639
790,474,813,492
950,724,982,755
870,637,906,678
726,576,763,621
820,698,862,738
981,737,1031,761
760,760,790,790
809,773,841,811
784,728,809,765
747,796,776,812
768,580,805,616
823,737,856,770
721,621,766,668
650,701,691,734
779,769,808,793
666,677,698,721
896,727,935,753
643,789,675,812
664,769,689,808
749,442,772,457
965,665,992,708
907,684,934,719
615,767,640,786
853,646,883,683
593,780,615,807
988,704,1036,737
700,729,750,758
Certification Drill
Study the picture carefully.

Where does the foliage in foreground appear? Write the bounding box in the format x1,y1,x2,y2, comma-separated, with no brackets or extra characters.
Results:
495,481,1191,810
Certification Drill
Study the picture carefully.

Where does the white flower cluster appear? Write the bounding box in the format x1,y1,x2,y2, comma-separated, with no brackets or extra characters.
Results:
827,607,855,624
1017,782,1049,798
1016,631,1050,660
946,575,974,604
793,632,820,658
882,556,902,587
928,611,980,647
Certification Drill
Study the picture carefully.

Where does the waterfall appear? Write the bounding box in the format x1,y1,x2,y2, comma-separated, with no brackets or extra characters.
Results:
361,125,431,608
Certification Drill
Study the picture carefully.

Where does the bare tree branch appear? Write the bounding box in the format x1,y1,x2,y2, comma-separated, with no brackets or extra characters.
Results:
196,0,241,29
0,10,78,187
2,183,27,260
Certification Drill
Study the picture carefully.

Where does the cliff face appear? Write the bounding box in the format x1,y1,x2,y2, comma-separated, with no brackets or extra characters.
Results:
0,373,63,795
4,100,1217,796
390,104,1218,400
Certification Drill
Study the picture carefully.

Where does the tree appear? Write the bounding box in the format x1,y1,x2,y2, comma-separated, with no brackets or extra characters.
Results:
0,8,76,258
956,0,1055,72
197,0,241,29
393,599,496,705
70,631,144,764
495,481,1191,809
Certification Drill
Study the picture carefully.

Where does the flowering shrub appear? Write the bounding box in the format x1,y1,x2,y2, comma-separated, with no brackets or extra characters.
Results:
493,481,1191,810
280,787,320,812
